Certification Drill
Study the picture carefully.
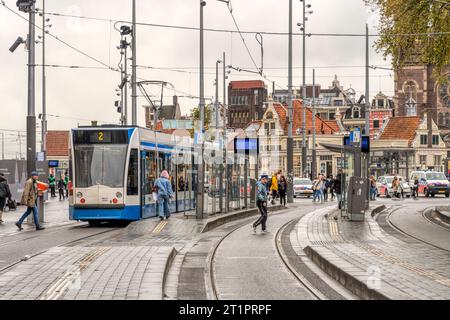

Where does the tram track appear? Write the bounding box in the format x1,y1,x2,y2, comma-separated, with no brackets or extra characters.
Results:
386,207,450,253
206,209,326,300
275,218,325,300
0,225,120,274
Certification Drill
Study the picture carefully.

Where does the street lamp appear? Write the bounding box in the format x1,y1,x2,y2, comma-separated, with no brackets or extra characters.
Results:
299,0,313,179
114,23,132,125
12,0,36,177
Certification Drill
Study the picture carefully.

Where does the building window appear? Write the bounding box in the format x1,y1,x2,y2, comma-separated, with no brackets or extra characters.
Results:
420,135,428,145
439,113,444,126
432,135,439,145
404,81,417,116
434,155,442,166
353,107,360,119
373,120,380,129
377,99,384,108
334,100,343,106
320,155,332,161
419,155,427,164
270,122,275,130
329,113,336,120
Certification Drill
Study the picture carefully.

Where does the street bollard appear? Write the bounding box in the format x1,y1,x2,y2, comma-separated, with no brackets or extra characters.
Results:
38,191,45,224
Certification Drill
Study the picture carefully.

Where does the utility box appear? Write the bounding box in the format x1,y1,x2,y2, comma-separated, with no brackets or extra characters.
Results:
347,176,369,221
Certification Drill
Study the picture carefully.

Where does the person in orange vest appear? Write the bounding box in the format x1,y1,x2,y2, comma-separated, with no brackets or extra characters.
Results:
15,171,45,231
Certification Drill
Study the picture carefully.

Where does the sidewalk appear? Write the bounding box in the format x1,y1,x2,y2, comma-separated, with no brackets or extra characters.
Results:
292,205,450,300
0,201,283,300
0,197,76,237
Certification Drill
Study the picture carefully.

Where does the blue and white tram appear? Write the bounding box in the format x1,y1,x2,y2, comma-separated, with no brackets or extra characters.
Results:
69,126,197,225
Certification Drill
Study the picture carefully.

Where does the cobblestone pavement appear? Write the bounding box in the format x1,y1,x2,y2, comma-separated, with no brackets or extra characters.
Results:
0,202,279,300
294,204,450,300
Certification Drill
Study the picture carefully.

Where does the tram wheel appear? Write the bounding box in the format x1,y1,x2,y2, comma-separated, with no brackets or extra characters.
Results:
88,220,101,227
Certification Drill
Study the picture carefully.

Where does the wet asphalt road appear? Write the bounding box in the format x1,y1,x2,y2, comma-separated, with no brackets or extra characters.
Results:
212,201,332,300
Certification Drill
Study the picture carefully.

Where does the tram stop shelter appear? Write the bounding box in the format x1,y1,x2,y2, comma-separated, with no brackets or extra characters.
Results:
320,135,370,221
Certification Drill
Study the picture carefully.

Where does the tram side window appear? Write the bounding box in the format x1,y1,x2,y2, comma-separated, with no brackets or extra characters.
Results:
127,149,139,195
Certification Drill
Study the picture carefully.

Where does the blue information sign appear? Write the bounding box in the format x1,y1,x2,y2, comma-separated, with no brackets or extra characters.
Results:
343,135,370,153
234,138,259,154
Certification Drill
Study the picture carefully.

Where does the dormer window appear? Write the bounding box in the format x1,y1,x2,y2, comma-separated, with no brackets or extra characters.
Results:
266,112,273,119
353,106,360,119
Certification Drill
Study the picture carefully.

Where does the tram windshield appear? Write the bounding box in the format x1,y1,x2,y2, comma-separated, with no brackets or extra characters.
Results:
74,144,128,188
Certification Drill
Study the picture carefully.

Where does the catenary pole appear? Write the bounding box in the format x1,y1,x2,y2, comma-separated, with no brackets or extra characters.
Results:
131,0,137,125
301,0,307,178
196,1,206,219
287,0,294,203
41,0,47,158
27,1,36,176
365,23,370,177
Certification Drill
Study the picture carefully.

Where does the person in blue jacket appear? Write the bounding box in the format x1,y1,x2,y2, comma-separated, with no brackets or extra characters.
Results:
154,170,174,220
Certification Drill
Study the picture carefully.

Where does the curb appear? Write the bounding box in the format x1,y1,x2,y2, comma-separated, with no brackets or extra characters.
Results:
303,246,389,300
434,208,450,224
162,247,178,299
370,205,387,218
201,205,284,233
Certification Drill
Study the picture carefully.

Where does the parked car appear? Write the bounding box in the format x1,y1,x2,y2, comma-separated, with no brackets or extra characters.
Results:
293,178,313,198
376,175,411,198
409,171,450,198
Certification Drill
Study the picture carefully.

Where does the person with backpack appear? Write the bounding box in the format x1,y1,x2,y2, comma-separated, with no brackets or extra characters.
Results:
15,171,45,231
0,173,12,224
154,170,174,220
252,175,269,234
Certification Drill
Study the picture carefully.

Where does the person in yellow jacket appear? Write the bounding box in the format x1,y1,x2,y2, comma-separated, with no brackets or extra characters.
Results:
270,173,278,204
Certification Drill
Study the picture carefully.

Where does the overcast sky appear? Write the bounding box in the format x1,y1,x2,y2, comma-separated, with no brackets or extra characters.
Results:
0,0,392,158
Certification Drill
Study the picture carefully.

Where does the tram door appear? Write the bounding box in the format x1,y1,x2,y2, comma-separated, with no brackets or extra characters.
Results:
141,150,157,218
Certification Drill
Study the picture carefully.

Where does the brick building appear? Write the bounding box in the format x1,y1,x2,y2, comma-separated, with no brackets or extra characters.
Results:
228,80,268,129
394,64,450,133
45,130,70,175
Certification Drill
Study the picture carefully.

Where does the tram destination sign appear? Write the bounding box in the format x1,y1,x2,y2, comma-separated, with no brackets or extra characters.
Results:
73,129,129,144
234,138,259,155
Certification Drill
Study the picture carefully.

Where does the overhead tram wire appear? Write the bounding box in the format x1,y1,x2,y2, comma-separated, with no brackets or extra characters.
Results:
1,2,119,73
1,3,207,105
40,10,450,37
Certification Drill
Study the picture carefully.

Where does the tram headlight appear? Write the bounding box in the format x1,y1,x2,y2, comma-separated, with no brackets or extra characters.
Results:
116,192,123,198
76,192,83,198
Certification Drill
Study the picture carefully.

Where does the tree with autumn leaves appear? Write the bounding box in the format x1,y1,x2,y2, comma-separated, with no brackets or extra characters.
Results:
364,0,449,82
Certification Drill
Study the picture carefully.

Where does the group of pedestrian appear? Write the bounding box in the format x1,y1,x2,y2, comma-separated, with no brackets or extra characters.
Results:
312,174,337,204
267,170,288,207
48,173,69,201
